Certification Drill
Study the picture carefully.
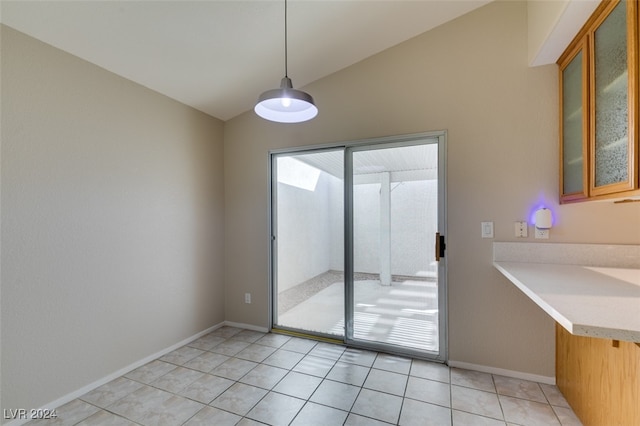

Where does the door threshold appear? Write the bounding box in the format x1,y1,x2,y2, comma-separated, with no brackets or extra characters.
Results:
270,327,344,345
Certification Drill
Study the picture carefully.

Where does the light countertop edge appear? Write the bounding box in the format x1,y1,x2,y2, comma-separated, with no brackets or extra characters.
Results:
493,261,640,343
493,262,575,335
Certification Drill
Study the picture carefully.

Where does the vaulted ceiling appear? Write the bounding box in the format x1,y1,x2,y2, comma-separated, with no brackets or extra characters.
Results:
1,1,493,121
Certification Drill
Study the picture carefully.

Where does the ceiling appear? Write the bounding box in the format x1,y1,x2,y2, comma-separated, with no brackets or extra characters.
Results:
1,0,493,121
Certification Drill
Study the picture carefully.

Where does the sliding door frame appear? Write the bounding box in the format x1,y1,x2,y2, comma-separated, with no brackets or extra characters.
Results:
269,131,447,361
344,132,447,362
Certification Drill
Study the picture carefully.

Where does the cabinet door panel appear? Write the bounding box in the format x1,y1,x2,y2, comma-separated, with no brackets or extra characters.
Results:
591,0,633,193
560,44,588,200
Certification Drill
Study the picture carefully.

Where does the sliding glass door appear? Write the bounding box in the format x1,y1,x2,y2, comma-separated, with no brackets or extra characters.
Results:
346,141,443,358
271,149,345,337
271,133,446,360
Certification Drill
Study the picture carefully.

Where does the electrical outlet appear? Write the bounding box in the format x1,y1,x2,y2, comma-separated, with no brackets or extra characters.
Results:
244,293,251,304
515,221,528,238
535,228,549,239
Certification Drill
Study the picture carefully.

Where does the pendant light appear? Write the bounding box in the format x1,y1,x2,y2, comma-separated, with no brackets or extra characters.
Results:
255,0,317,123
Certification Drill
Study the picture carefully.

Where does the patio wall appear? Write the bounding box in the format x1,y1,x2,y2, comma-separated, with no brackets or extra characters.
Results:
277,167,436,293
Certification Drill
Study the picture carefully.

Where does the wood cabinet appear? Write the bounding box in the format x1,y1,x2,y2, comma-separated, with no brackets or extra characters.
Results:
556,323,640,426
558,0,639,203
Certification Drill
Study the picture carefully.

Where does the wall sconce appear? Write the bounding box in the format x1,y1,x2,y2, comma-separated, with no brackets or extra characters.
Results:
534,207,552,239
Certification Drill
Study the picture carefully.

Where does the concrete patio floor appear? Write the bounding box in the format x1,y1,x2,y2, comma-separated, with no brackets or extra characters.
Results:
277,274,438,352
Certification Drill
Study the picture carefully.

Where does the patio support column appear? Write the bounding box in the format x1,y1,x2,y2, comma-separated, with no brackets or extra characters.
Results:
380,172,391,286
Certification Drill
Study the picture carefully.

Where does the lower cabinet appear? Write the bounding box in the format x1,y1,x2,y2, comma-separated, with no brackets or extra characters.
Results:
556,323,640,425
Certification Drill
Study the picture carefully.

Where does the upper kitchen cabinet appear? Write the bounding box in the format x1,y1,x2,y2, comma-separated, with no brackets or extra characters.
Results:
558,0,639,203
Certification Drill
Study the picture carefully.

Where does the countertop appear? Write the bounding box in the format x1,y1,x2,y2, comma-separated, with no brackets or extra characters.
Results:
493,243,640,342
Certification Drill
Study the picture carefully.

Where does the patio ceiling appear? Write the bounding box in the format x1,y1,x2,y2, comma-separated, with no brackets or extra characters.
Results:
290,142,439,182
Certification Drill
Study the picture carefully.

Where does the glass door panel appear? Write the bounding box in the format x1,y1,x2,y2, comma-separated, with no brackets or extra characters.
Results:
272,149,344,337
347,141,442,356
592,0,630,190
561,45,588,198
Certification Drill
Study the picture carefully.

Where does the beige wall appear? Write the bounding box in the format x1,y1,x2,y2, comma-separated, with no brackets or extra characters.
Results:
224,1,640,378
1,25,225,413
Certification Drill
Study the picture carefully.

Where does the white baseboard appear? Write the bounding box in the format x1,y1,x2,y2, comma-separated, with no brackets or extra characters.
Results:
4,322,225,426
224,320,269,333
448,360,555,385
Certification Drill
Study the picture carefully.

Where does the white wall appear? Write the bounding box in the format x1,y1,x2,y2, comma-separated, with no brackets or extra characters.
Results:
352,180,437,277
353,183,381,274
390,180,437,276
223,0,640,379
1,25,225,415
527,0,600,66
329,176,344,271
276,172,335,292
352,179,436,277
278,171,435,288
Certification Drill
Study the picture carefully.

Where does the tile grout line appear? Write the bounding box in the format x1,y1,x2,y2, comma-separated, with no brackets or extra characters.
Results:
492,373,507,425
448,364,454,426
344,351,379,424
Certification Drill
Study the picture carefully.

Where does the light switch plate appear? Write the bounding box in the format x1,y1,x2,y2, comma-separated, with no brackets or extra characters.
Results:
481,221,494,238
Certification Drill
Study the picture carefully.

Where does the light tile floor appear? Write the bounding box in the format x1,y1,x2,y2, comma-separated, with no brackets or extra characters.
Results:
27,327,582,426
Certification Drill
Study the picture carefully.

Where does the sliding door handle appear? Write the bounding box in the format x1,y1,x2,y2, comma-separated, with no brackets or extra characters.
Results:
435,232,446,261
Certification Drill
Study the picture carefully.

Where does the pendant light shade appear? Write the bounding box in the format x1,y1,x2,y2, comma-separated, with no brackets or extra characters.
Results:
254,0,317,123
255,77,318,123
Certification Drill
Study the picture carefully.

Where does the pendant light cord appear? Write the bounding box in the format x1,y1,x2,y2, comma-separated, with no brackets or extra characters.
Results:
284,0,288,78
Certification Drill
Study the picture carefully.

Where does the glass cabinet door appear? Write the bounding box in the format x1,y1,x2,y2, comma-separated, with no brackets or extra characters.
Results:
590,0,634,195
560,41,588,201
